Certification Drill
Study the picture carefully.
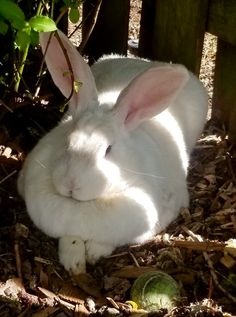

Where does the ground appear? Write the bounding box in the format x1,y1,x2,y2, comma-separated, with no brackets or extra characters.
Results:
0,2,236,316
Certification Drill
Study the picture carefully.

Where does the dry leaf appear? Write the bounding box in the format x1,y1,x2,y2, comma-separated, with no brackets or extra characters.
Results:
104,276,131,299
58,282,86,304
74,302,90,315
31,307,60,317
225,239,236,257
40,269,49,289
37,286,57,299
112,266,157,279
220,255,236,269
204,174,216,185
15,223,29,238
72,273,102,298
173,272,195,285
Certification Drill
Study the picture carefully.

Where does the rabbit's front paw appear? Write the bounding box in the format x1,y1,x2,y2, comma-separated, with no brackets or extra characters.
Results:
59,236,86,274
85,240,114,264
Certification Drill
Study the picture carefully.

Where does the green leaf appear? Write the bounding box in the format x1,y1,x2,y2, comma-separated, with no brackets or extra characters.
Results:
69,7,80,24
0,18,8,35
30,29,39,46
29,15,57,32
63,0,70,6
0,0,25,30
15,27,31,51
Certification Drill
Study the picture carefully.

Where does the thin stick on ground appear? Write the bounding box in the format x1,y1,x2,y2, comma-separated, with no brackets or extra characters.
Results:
129,233,233,253
14,242,22,280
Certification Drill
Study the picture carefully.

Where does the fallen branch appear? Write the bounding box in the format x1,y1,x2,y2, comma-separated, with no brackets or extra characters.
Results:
128,232,236,254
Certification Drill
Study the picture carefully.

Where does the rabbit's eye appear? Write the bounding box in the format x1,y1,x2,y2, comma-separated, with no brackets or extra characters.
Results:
105,145,112,157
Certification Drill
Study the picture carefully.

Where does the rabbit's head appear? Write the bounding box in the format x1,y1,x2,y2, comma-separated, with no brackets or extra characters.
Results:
40,31,189,201
51,108,123,201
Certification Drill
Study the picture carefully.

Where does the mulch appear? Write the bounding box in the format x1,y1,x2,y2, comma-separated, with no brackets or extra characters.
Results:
0,88,236,317
0,9,236,314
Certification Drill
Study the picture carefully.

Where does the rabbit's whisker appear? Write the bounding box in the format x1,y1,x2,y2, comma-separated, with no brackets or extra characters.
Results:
119,166,166,180
35,159,47,169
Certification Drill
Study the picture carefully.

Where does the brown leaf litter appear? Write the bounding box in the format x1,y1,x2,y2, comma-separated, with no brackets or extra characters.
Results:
0,100,236,316
0,13,235,315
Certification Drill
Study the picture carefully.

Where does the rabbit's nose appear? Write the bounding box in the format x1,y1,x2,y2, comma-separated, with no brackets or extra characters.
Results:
67,180,76,197
68,181,82,199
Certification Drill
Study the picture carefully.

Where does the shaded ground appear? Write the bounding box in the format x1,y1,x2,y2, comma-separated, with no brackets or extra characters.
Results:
0,2,236,317
1,107,236,316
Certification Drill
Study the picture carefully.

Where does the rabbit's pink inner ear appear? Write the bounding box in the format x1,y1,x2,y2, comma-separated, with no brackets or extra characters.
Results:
39,31,98,110
116,66,189,129
40,32,74,102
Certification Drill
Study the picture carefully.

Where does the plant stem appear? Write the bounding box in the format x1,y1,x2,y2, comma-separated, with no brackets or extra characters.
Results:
14,42,30,92
55,6,68,25
14,0,45,93
36,1,43,16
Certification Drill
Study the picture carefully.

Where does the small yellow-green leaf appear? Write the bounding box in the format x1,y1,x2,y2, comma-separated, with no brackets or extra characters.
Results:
63,71,72,78
29,15,57,32
74,80,82,93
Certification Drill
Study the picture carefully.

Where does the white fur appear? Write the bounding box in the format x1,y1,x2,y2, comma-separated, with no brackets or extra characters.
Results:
18,31,208,273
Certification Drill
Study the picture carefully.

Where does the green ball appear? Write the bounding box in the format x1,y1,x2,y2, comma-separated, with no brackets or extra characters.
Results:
130,271,180,311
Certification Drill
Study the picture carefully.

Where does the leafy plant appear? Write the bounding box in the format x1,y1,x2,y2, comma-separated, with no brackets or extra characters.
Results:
0,0,82,93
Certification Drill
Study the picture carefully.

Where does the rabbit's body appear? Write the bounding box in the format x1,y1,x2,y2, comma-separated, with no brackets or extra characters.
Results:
92,55,207,152
18,31,208,273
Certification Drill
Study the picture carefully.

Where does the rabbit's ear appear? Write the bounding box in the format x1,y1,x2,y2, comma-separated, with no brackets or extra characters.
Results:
115,66,189,129
39,30,98,110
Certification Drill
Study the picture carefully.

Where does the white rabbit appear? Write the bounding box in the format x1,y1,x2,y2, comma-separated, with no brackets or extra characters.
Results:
18,30,208,274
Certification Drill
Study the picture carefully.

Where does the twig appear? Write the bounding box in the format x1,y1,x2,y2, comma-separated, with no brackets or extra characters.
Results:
54,31,75,107
34,256,53,265
106,251,129,259
36,31,75,110
0,170,17,185
35,31,55,93
55,6,68,25
14,242,22,280
129,233,230,253
166,239,227,252
0,99,13,113
79,0,103,53
129,251,140,267
106,297,120,310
